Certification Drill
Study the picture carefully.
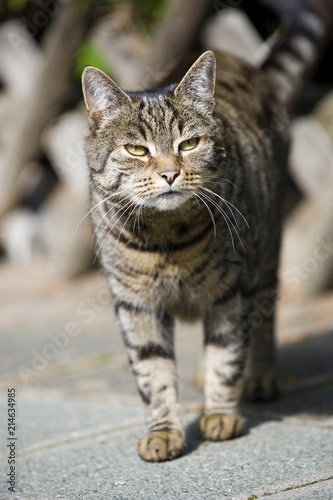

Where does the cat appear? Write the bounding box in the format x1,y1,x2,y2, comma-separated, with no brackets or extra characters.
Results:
81,0,329,461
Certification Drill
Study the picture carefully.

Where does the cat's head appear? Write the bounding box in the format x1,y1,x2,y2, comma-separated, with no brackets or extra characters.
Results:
82,51,224,212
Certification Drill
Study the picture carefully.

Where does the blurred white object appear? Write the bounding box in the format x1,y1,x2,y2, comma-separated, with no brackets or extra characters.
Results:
42,108,89,196
0,21,42,97
290,117,333,207
287,108,333,294
1,209,43,265
201,8,269,66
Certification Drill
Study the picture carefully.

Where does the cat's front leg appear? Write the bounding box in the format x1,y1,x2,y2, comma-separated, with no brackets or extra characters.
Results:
201,292,251,441
115,302,184,462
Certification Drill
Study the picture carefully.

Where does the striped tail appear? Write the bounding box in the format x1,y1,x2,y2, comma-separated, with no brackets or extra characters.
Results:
261,0,333,106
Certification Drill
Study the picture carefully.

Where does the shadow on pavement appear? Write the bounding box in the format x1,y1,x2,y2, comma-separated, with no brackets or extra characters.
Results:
243,328,333,421
184,329,333,456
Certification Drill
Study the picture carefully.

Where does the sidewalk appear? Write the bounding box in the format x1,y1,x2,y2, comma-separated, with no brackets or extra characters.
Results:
0,262,332,500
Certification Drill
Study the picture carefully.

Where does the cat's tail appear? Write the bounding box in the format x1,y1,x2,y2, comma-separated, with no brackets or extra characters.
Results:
261,0,333,107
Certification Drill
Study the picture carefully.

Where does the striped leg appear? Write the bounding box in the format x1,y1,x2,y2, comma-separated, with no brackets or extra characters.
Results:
115,301,184,462
243,285,278,401
201,292,251,440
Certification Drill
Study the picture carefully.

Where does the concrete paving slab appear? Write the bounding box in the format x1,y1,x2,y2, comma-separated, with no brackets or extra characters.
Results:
256,478,333,500
1,414,333,500
0,390,143,455
1,375,331,460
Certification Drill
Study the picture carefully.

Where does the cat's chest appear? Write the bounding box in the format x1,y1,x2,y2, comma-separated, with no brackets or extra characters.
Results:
135,252,206,315
108,241,240,318
127,246,199,288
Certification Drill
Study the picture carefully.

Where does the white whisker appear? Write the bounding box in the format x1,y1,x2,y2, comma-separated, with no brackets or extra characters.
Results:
205,178,239,192
193,192,217,241
198,190,246,253
90,192,131,248
71,190,126,243
116,203,139,256
93,199,135,263
95,198,133,246
201,186,249,228
198,191,235,251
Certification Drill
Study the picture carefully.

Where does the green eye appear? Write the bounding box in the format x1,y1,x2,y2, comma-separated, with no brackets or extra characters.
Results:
179,137,199,151
125,144,148,156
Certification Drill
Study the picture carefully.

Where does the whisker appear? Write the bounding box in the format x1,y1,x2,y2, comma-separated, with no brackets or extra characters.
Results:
132,200,144,234
193,192,217,241
116,203,140,257
93,200,135,262
198,191,235,251
205,178,239,192
199,160,239,192
202,187,239,228
71,190,126,243
198,190,246,253
223,198,249,228
90,193,131,248
96,198,134,245
114,193,152,262
201,186,249,228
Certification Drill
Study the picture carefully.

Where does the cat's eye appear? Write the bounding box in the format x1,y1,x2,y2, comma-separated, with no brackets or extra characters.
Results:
179,137,199,151
125,144,148,156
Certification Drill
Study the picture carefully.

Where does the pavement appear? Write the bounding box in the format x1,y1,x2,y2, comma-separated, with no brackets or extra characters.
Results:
0,261,333,500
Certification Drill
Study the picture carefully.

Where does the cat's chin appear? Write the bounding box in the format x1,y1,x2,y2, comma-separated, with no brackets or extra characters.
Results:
142,190,191,212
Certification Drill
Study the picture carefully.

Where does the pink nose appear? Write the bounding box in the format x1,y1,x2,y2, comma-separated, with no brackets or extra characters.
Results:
159,170,179,186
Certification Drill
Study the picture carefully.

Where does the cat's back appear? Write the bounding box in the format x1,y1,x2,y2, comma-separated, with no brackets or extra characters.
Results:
214,51,279,125
212,51,289,219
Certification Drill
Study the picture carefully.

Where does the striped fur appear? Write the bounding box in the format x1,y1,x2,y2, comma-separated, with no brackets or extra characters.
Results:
81,1,330,462
262,0,333,106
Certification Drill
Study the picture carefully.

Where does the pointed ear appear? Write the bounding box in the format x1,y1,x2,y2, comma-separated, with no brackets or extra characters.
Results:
174,51,216,115
82,66,131,126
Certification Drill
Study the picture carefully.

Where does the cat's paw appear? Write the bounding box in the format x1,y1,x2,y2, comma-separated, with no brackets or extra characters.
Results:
243,374,278,401
138,430,185,462
200,413,243,441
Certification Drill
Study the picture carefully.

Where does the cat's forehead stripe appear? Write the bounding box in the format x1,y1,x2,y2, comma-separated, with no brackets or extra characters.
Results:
137,96,181,137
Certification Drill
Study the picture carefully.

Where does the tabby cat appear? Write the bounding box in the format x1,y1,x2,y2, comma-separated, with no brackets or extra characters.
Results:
82,1,329,461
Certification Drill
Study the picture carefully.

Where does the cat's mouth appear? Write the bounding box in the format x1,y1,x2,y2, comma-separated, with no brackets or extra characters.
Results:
146,188,189,211
156,189,183,199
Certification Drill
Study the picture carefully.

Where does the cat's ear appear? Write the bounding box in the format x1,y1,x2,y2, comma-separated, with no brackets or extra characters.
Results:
174,51,216,114
82,66,131,126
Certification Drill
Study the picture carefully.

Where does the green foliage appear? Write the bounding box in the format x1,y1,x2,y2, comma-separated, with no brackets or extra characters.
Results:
73,0,170,81
7,0,29,13
73,0,115,16
131,0,169,34
74,40,112,81
73,0,169,28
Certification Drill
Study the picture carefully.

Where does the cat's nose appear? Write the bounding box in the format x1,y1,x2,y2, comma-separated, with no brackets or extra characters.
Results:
159,169,179,186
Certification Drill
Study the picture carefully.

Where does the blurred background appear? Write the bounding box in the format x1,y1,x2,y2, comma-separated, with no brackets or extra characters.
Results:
0,0,333,404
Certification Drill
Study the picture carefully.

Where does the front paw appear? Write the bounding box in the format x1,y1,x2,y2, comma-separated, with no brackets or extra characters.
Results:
243,374,278,401
138,430,185,462
200,413,243,441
